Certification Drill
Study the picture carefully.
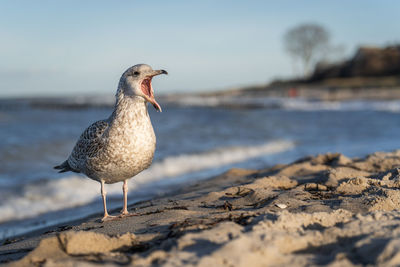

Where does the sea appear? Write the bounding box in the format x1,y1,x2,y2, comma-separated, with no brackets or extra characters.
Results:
2,95,400,239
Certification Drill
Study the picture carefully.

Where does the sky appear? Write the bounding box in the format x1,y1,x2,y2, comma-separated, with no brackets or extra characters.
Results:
0,0,399,97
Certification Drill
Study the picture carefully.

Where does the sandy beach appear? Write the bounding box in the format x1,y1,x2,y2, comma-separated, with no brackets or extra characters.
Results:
1,1,399,266
1,150,400,266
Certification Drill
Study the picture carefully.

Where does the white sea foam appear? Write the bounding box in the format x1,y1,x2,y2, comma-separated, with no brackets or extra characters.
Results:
27,94,400,113
166,95,400,113
165,95,272,108
280,99,400,112
0,140,294,223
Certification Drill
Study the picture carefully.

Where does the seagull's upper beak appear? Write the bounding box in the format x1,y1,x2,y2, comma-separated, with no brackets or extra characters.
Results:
141,69,168,112
152,69,168,76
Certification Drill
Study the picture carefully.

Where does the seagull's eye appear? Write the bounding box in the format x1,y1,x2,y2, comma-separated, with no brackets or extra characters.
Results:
133,71,140,76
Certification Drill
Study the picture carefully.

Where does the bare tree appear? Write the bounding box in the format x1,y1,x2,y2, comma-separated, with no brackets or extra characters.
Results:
284,23,330,77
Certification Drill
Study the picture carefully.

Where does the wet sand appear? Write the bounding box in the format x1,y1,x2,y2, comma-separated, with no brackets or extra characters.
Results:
3,151,400,266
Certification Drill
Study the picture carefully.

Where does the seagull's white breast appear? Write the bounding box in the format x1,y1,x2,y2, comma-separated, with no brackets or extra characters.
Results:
85,98,156,183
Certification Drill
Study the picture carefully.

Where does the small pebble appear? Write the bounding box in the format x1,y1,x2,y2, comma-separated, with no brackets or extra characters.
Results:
275,203,287,209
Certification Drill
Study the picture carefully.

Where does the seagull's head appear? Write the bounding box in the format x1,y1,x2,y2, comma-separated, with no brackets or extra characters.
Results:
120,64,168,112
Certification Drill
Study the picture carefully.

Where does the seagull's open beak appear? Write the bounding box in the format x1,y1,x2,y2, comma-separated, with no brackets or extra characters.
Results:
141,69,168,112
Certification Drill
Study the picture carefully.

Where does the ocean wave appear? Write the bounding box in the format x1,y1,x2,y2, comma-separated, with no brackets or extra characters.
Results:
0,140,294,224
7,95,400,113
280,99,400,112
166,95,400,112
164,95,273,108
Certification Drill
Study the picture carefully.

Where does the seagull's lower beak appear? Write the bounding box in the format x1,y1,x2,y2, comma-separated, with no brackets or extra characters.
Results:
141,69,167,112
147,96,162,112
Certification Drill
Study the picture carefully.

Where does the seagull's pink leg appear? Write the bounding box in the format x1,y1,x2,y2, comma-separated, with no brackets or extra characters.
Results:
121,180,129,215
119,180,139,217
101,180,116,222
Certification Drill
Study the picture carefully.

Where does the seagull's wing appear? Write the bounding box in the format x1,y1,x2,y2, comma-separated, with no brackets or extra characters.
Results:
65,120,109,172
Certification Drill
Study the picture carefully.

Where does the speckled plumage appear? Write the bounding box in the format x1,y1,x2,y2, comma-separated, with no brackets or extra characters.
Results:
67,96,156,184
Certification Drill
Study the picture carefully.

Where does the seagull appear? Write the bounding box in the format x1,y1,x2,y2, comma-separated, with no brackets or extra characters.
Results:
54,64,167,221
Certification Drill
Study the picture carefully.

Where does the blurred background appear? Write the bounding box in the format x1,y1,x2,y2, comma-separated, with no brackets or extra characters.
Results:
1,0,399,239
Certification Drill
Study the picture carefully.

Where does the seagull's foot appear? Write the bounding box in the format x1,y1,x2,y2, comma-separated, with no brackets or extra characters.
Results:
101,214,118,222
119,210,140,218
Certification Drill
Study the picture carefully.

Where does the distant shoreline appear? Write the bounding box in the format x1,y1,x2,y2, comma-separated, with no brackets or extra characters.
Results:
218,86,400,101
2,76,400,110
2,88,400,110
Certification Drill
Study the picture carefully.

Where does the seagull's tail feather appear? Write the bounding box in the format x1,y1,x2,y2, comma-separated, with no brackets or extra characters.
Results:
54,160,80,173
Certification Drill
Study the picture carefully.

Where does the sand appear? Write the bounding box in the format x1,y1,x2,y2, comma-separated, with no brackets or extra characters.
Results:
3,151,400,266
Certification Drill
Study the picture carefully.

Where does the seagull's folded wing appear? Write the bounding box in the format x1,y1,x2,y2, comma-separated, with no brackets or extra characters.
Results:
68,120,109,171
